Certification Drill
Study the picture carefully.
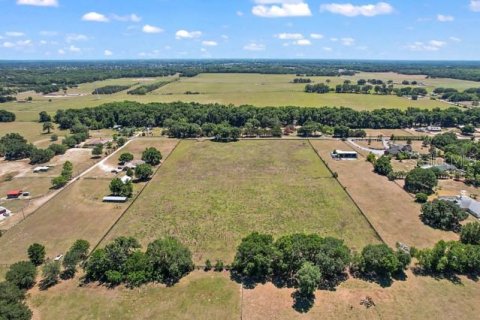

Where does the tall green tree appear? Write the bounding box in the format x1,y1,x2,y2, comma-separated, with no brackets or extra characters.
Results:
27,243,46,266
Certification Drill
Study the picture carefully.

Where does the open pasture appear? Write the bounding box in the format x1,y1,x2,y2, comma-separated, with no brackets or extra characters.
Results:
29,271,240,320
311,139,458,248
102,140,380,264
0,73,457,122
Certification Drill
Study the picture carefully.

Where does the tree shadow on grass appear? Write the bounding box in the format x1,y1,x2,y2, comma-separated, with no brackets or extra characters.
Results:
291,291,315,313
351,271,395,288
411,266,464,285
229,271,267,290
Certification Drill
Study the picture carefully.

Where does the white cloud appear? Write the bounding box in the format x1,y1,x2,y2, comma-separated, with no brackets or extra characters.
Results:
69,45,81,52
310,33,324,39
3,39,32,48
323,47,333,51
104,50,113,56
275,33,304,40
3,42,15,48
321,2,393,17
237,11,244,16
252,0,312,18
449,36,461,42
66,34,88,43
407,40,446,51
176,30,202,39
202,40,218,46
295,39,311,46
437,14,454,22
58,49,65,55
330,37,338,42
221,35,229,40
17,0,58,7
243,42,266,51
39,31,58,36
112,14,142,22
341,37,355,46
142,25,164,34
5,32,25,37
82,12,109,22
471,1,480,12
39,40,48,45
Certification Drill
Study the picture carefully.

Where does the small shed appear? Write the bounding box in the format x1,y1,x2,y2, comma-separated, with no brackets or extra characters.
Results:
7,190,23,199
331,150,358,160
103,196,128,203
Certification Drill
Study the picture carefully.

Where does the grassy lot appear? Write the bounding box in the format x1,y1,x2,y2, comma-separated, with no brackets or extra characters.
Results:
311,139,458,248
103,140,380,264
29,271,240,320
242,270,480,320
1,73,460,121
0,139,178,264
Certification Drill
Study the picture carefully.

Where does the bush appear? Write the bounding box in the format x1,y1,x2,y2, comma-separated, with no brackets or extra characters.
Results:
48,143,67,155
214,260,224,272
405,168,438,195
374,156,392,176
27,243,46,266
415,193,429,203
51,175,68,189
5,261,37,290
460,222,480,245
142,147,162,166
39,260,61,290
421,200,469,231
29,147,55,165
358,244,407,277
135,163,153,181
204,259,212,271
119,152,134,164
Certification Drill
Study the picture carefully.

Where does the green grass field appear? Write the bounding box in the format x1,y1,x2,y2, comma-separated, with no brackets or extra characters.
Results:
30,271,241,320
1,72,466,122
102,140,380,263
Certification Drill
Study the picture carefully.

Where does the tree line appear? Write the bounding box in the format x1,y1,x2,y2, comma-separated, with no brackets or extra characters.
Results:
53,101,480,134
92,85,132,95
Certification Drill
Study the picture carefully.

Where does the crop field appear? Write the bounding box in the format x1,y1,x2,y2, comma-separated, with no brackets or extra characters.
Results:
102,140,380,264
29,271,241,320
311,139,458,248
0,72,461,122
0,138,178,264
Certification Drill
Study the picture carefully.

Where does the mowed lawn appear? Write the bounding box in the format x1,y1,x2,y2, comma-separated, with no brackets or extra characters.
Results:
29,271,241,320
1,73,456,121
103,140,380,263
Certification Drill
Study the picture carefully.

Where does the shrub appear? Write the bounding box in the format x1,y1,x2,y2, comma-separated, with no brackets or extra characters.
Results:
415,193,428,203
374,156,392,176
39,260,61,290
135,163,153,181
296,262,321,297
27,243,46,266
460,222,480,245
141,147,162,166
214,260,224,272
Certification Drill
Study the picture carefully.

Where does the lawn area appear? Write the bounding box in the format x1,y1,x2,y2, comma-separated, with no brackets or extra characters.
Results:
311,139,458,248
29,271,241,320
1,73,456,121
103,140,380,264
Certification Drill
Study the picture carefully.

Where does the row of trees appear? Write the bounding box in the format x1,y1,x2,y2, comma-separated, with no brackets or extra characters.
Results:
92,85,132,95
51,161,74,189
434,87,480,102
84,236,194,287
54,101,480,133
127,82,169,95
232,232,410,302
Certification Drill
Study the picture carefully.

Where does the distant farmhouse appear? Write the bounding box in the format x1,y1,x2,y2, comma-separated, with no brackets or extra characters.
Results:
440,191,480,219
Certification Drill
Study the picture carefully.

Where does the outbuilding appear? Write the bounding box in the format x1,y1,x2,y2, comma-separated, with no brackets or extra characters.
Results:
103,196,128,203
331,150,358,160
7,190,23,199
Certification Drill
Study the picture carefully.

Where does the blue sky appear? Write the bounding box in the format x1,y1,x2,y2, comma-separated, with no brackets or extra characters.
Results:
0,0,479,60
